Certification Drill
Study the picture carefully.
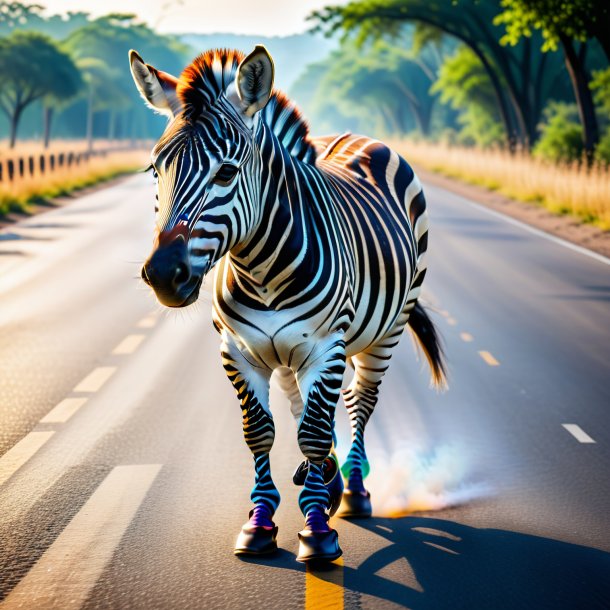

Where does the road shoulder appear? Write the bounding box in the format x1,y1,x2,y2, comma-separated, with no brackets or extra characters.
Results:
415,165,610,260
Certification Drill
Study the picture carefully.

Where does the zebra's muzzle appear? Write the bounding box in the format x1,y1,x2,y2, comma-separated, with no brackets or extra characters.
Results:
142,236,199,308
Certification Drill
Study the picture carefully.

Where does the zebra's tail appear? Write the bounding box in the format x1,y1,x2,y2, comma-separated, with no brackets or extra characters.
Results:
408,301,448,391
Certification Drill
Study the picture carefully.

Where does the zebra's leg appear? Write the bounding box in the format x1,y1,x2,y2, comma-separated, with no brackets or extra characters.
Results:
278,366,344,517
294,337,346,562
341,325,405,518
221,334,279,556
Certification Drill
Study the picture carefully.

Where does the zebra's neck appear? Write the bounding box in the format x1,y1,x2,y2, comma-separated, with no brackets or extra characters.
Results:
228,123,329,308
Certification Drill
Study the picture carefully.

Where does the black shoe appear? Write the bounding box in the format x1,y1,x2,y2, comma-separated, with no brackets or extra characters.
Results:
297,529,342,562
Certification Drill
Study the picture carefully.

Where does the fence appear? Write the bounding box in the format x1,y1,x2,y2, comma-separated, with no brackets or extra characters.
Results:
0,142,150,183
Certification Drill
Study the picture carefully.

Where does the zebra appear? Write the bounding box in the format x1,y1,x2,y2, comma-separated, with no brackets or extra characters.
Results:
129,45,446,562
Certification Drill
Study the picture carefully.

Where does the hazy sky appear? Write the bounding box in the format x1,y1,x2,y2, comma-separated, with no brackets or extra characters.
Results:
42,0,347,36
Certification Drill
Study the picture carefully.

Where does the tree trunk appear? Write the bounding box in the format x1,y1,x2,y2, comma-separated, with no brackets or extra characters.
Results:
560,37,599,162
108,110,116,141
86,85,94,152
43,106,54,149
9,106,22,149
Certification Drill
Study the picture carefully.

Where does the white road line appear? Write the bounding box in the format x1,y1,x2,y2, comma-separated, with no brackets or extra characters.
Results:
446,317,457,326
562,424,596,444
112,334,146,355
73,367,116,393
40,398,88,424
479,351,500,366
457,193,610,267
0,431,55,487
1,464,162,609
137,315,157,328
460,332,474,342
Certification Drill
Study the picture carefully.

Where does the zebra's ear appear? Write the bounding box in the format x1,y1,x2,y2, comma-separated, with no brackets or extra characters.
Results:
235,45,274,117
129,50,181,118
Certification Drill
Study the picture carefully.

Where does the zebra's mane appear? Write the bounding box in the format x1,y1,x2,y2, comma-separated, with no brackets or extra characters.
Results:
177,49,317,164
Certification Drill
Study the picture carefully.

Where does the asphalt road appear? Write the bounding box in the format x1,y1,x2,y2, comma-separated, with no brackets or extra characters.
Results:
1,173,609,610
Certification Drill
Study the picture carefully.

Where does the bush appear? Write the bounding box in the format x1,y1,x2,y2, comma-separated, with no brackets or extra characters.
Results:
533,102,584,163
595,128,610,164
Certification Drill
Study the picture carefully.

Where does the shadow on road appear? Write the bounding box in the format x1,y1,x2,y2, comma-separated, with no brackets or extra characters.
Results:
341,516,610,609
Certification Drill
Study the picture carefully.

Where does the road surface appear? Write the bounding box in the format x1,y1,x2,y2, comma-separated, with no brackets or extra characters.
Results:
1,173,609,609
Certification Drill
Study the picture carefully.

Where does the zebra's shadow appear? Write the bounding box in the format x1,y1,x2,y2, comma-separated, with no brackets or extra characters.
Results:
341,516,610,609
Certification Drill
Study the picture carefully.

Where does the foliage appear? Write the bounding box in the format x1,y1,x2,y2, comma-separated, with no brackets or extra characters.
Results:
291,31,447,138
0,30,82,146
311,0,568,148
494,0,610,58
594,128,610,164
533,103,584,163
591,68,610,117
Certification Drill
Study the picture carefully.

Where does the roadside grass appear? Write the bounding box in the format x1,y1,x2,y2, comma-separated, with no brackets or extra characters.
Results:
0,148,149,217
391,139,610,230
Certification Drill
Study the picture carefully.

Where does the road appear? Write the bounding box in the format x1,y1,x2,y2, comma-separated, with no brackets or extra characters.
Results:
1,173,609,609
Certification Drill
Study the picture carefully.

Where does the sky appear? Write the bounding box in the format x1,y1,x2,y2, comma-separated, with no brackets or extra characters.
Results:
42,0,347,36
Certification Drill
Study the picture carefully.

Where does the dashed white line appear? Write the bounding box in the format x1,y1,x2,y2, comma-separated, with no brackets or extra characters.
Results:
460,332,474,342
479,351,500,366
137,315,157,329
0,431,55,487
446,317,457,326
112,334,146,355
1,464,162,609
40,398,88,424
562,424,596,444
73,367,116,393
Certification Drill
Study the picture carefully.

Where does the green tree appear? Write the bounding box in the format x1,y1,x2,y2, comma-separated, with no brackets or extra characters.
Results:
495,0,609,158
0,31,82,147
432,46,504,147
65,13,189,141
312,0,567,149
533,102,584,163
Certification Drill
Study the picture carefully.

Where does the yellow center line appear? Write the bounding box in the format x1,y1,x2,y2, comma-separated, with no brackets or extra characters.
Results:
0,431,55,487
460,332,474,342
478,351,500,366
112,334,146,355
446,317,457,326
40,398,88,424
137,315,157,329
305,557,344,610
73,367,116,393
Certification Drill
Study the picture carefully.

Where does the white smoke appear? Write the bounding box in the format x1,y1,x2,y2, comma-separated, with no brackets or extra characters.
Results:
362,443,491,517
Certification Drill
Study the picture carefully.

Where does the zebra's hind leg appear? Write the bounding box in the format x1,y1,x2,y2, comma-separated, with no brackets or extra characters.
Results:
221,334,279,556
341,336,400,518
294,337,346,562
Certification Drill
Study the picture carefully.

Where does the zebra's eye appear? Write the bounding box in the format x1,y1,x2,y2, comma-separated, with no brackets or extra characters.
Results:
212,163,239,187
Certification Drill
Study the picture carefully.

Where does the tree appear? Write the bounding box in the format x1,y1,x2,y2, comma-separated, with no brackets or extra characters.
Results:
311,0,567,149
495,0,609,158
0,31,82,147
432,46,504,147
65,13,190,141
42,46,83,148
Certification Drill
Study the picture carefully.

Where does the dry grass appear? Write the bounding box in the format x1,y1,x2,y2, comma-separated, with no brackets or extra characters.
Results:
0,149,149,217
391,139,610,230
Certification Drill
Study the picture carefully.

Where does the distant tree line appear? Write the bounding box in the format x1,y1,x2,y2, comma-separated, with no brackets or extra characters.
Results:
0,3,191,148
303,0,610,163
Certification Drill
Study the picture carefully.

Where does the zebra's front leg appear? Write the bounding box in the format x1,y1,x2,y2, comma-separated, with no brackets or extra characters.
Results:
221,334,279,556
294,337,346,562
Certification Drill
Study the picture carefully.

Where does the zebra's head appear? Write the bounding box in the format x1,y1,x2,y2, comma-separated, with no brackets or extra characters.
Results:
129,46,274,307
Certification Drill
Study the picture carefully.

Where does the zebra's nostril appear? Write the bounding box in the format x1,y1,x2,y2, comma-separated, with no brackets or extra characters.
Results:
141,265,151,285
173,262,190,286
